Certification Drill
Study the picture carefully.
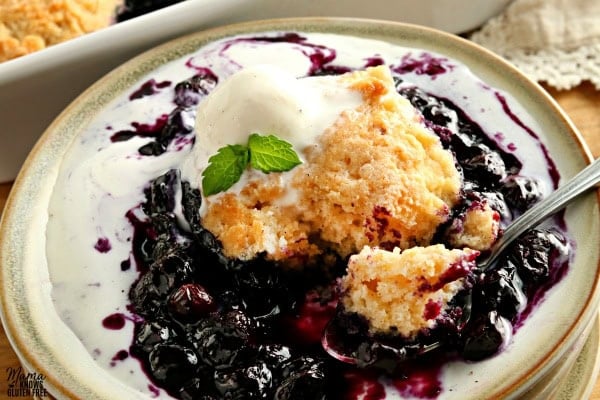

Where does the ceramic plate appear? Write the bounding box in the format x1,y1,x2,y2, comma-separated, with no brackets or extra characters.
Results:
1,18,599,400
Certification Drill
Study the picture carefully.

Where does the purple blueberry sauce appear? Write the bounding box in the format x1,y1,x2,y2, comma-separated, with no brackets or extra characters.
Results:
93,33,572,399
94,237,112,253
129,79,172,101
103,313,127,330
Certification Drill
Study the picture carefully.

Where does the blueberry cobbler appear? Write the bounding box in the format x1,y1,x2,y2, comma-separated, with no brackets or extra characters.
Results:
46,32,572,399
0,0,185,62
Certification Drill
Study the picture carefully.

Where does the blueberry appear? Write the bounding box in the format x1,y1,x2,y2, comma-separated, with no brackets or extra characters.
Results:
145,169,179,215
168,283,217,320
148,343,199,388
256,344,293,376
178,366,219,400
281,356,327,380
189,311,255,369
138,140,167,156
214,362,273,399
398,86,433,110
152,246,194,284
461,311,511,361
474,265,527,321
159,108,194,143
179,377,218,400
181,181,203,234
130,269,171,314
132,319,177,354
459,145,507,188
274,370,328,400
230,260,296,319
174,71,219,107
501,175,544,213
422,104,458,129
218,290,245,311
507,229,568,286
275,357,328,400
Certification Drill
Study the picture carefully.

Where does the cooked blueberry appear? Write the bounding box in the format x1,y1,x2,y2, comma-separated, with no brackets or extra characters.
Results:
507,229,568,286
501,175,544,213
168,283,217,320
196,229,225,257
177,364,219,400
218,290,245,311
461,311,511,361
459,145,507,187
273,356,328,399
398,86,434,111
274,369,328,400
139,140,167,156
281,356,327,380
174,71,219,107
234,263,294,316
422,104,457,129
256,344,293,374
181,181,203,233
189,311,255,369
160,108,194,142
152,246,194,284
214,362,273,399
130,269,172,314
145,169,179,215
132,318,177,354
179,377,218,400
221,310,256,338
148,343,199,388
474,265,527,321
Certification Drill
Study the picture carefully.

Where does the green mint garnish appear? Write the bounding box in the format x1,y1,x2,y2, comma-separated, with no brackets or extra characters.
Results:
201,134,302,196
201,144,250,196
248,133,302,173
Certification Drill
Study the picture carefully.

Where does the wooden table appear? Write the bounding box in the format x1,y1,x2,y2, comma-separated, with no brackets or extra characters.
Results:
0,82,599,398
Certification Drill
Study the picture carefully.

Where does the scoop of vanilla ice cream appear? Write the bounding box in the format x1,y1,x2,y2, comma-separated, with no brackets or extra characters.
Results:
184,64,363,173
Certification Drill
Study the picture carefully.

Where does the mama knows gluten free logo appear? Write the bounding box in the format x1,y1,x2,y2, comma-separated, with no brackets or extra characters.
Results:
5,366,48,397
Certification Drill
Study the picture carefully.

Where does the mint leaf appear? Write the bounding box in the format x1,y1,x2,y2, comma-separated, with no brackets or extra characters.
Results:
248,133,302,173
202,144,249,196
201,134,302,196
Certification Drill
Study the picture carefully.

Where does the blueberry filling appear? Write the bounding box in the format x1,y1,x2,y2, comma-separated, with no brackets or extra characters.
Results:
121,65,571,398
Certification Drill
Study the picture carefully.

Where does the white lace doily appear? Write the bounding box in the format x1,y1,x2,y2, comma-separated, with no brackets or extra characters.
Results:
469,0,600,90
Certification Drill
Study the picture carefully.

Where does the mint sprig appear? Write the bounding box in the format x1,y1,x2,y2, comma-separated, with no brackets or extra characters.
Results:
248,133,302,173
201,134,302,196
202,144,249,196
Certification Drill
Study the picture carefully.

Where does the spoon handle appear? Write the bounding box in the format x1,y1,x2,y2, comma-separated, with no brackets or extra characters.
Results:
483,156,600,268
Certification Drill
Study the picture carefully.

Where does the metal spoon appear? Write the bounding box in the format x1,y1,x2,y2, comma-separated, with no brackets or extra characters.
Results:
323,156,600,365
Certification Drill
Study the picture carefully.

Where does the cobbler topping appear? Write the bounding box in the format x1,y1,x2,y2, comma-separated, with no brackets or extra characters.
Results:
46,31,572,399
193,66,461,263
340,245,478,337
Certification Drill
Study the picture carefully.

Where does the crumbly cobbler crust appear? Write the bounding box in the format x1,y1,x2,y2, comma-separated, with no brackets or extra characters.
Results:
201,66,462,263
0,0,119,62
446,200,500,251
341,245,478,337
